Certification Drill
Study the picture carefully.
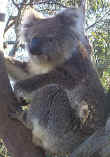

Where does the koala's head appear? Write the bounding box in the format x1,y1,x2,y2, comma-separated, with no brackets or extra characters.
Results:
20,8,85,74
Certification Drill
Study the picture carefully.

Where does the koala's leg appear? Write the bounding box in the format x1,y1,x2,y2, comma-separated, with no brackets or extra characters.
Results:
9,83,80,154
22,84,80,154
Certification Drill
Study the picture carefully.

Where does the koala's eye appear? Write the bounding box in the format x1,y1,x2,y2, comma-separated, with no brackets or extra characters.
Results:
48,38,53,42
29,37,41,55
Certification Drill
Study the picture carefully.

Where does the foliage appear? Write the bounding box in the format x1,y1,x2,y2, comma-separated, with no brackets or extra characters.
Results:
0,139,10,157
86,0,110,89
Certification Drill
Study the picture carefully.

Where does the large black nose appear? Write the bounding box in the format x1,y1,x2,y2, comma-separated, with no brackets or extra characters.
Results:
29,37,42,55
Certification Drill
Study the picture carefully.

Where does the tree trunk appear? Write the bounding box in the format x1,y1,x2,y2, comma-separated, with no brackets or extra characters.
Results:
0,3,45,155
0,51,45,157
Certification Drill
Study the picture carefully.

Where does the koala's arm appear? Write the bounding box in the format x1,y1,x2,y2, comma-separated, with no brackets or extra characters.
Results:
5,57,75,94
14,67,76,95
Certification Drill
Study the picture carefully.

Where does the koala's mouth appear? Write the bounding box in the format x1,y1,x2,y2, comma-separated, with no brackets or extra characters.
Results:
30,53,50,64
27,45,49,62
30,51,43,56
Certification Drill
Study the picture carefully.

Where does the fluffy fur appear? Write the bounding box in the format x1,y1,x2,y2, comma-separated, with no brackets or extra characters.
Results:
7,8,105,156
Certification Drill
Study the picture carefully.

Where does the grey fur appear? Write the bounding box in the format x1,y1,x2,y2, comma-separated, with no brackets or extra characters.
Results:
7,8,105,156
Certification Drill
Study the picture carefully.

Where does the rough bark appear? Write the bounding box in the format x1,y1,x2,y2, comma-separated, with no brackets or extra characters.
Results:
0,51,45,157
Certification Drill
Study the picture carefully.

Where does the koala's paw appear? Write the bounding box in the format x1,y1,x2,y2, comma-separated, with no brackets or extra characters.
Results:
14,84,28,106
9,108,28,128
8,106,23,120
14,84,25,100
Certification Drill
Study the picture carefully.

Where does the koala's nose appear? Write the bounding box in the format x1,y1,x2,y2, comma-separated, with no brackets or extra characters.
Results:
29,37,42,55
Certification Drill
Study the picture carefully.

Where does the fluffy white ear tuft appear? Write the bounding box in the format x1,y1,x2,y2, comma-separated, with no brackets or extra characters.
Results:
21,8,44,25
18,8,44,42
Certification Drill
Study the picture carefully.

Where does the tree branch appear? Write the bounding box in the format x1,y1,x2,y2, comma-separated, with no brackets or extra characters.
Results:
86,9,110,31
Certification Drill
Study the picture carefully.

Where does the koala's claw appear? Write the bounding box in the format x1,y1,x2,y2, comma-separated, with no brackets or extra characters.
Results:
14,86,28,106
19,97,28,106
14,87,25,101
8,110,22,120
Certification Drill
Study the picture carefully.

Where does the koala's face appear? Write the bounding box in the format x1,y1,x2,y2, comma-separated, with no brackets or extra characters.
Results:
20,8,84,73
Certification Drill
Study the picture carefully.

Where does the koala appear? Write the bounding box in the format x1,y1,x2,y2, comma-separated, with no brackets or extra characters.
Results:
6,7,106,156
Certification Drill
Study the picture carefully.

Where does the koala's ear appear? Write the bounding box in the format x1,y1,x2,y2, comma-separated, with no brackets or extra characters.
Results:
63,8,82,17
22,8,44,25
58,8,83,24
19,8,44,42
57,8,84,34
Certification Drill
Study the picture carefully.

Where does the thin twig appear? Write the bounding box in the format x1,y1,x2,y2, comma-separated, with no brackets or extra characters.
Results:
86,9,110,31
